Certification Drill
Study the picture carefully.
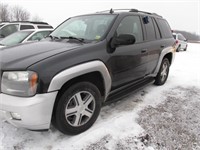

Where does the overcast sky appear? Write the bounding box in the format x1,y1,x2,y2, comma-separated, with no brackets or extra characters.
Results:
1,0,200,34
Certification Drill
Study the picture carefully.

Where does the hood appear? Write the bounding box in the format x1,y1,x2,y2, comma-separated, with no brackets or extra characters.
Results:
0,40,83,70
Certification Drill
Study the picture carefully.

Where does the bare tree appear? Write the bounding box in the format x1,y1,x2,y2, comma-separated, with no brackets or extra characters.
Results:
1,3,43,23
32,15,43,22
12,5,30,21
0,3,10,21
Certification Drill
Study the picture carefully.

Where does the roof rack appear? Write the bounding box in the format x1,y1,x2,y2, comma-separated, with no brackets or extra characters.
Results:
9,21,50,25
97,8,162,17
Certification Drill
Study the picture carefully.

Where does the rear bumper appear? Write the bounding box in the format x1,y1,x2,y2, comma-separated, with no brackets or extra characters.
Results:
0,92,57,130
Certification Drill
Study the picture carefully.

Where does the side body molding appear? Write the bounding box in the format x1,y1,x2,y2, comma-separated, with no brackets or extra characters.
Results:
48,60,112,98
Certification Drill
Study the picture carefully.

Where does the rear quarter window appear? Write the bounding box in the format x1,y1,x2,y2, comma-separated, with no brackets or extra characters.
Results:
37,25,53,29
156,19,173,38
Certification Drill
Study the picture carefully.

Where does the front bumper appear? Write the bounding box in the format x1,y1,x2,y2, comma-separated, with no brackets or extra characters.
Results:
0,92,57,130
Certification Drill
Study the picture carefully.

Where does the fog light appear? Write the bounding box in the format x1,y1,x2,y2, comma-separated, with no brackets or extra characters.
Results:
10,112,21,120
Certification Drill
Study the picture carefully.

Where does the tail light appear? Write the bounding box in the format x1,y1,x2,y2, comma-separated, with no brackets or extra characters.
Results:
176,40,178,44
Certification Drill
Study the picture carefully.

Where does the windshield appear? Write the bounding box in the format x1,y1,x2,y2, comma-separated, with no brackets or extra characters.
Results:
0,31,33,46
51,15,116,41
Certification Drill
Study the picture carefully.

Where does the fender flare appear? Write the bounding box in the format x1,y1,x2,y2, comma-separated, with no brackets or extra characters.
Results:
48,60,112,98
150,46,175,77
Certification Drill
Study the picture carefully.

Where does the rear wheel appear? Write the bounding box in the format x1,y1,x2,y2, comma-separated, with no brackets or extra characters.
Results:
53,82,102,135
154,58,170,85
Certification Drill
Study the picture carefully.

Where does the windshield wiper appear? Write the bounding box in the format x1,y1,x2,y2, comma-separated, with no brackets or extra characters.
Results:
47,35,60,40
60,36,85,43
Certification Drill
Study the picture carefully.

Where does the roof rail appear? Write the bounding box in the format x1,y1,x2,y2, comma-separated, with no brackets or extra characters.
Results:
97,8,162,17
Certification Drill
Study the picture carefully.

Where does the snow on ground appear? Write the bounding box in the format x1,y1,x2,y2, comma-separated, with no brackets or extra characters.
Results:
0,43,200,150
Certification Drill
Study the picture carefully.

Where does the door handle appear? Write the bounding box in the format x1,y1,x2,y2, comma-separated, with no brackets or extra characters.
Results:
141,49,147,53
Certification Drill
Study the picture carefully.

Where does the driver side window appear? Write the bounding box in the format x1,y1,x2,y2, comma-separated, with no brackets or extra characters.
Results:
116,16,143,43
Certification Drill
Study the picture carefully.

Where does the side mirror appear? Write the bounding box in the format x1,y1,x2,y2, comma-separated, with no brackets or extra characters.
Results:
110,34,136,49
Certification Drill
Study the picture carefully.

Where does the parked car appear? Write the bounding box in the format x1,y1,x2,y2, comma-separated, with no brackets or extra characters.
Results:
0,22,9,28
0,9,175,135
173,33,188,52
0,29,53,48
0,21,53,40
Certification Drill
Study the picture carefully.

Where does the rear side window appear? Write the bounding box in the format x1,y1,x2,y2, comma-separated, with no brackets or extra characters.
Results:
20,25,34,30
37,25,53,29
152,18,161,39
116,15,143,43
143,17,156,41
156,19,172,38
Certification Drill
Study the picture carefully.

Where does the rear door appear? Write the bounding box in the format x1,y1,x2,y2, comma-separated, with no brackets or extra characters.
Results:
142,16,162,75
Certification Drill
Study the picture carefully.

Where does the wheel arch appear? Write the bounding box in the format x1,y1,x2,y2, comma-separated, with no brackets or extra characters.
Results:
151,46,175,77
48,60,112,99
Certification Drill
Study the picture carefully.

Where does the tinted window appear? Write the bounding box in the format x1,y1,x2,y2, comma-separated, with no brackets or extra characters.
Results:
116,15,143,43
156,19,172,38
28,31,52,41
37,25,53,29
20,25,34,30
144,17,156,41
0,24,19,37
152,18,161,39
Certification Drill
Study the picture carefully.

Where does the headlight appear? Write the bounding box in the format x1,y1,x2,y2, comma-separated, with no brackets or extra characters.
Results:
1,71,38,97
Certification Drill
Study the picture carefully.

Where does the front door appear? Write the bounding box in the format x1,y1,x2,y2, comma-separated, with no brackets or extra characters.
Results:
107,15,148,89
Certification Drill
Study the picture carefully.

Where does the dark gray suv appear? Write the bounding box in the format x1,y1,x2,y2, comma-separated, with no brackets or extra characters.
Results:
0,9,176,135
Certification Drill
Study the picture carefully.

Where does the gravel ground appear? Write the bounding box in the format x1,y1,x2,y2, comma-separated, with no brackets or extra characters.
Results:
138,86,200,150
83,86,200,150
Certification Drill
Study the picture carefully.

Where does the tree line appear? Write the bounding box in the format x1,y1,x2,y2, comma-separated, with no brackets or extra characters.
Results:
0,2,42,22
174,30,200,42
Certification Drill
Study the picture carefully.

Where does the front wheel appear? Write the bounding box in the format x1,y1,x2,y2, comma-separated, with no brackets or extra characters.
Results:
154,58,170,85
53,82,102,135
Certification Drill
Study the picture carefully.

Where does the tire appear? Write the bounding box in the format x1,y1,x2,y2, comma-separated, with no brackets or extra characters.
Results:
184,47,187,51
53,82,102,135
176,45,180,52
154,58,170,85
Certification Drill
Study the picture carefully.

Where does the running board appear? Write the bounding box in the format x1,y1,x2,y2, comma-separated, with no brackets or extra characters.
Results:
104,78,154,105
